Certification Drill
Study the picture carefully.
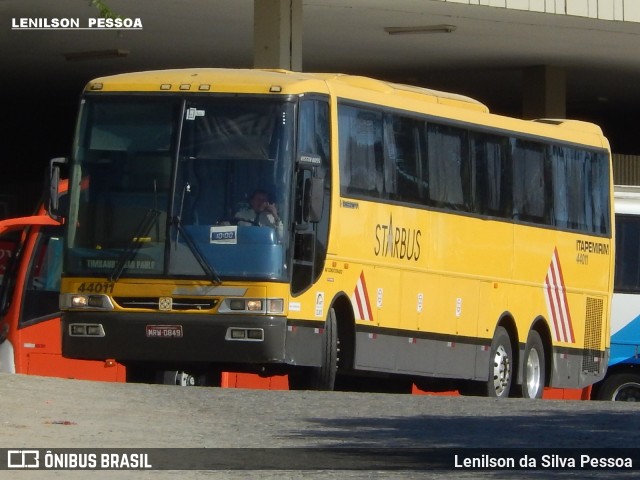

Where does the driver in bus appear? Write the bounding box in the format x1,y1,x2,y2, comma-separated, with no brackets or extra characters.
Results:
234,189,283,237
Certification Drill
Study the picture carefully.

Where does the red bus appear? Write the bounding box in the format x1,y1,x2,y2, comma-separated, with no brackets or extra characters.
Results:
0,192,125,380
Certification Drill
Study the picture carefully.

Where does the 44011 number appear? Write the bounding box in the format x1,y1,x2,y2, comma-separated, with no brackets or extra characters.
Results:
77,282,115,294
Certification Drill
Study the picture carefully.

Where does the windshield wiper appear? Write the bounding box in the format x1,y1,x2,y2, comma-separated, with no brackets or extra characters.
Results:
108,208,160,282
172,216,222,285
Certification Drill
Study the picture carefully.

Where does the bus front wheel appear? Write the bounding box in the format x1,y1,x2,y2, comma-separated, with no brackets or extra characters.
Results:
288,308,338,391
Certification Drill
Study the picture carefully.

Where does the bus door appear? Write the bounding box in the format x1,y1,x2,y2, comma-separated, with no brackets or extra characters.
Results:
0,218,125,380
291,98,330,295
0,225,21,368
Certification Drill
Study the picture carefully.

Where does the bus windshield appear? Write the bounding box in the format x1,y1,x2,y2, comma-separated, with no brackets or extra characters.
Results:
66,95,294,282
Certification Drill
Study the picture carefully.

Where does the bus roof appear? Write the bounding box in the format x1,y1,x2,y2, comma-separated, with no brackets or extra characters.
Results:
85,68,485,109
326,74,489,113
85,68,607,145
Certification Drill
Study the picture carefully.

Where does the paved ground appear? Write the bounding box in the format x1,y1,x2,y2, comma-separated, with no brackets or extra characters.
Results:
1,373,640,479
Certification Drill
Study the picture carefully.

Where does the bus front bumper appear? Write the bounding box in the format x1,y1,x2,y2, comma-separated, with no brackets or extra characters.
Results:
61,311,323,368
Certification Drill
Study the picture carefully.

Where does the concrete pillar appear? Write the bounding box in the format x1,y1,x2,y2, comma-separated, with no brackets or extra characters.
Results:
522,66,566,119
253,0,302,71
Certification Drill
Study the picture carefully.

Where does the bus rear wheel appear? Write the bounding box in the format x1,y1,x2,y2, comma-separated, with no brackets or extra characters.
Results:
288,308,338,391
521,330,545,399
486,326,513,398
596,372,640,401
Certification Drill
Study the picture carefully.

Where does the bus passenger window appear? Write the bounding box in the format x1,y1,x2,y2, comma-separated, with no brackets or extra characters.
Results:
385,115,427,204
338,105,384,198
471,134,510,218
511,139,547,223
426,124,469,210
614,215,640,293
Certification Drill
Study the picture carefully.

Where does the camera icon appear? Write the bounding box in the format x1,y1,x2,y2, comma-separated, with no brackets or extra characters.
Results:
7,450,40,468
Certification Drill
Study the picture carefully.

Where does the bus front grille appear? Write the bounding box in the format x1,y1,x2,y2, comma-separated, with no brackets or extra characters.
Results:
113,297,220,311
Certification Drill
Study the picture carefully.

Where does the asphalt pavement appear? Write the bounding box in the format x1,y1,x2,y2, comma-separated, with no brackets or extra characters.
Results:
1,373,639,479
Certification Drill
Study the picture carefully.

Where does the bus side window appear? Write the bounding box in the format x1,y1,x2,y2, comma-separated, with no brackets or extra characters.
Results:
0,232,20,316
511,139,548,224
338,105,384,198
20,228,63,325
426,123,470,210
615,215,640,293
0,238,17,287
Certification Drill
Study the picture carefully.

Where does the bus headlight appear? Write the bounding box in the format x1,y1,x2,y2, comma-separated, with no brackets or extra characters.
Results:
226,327,264,342
69,323,106,337
246,300,263,311
60,293,114,310
71,296,88,307
227,298,263,312
267,298,284,314
221,298,284,314
229,299,247,310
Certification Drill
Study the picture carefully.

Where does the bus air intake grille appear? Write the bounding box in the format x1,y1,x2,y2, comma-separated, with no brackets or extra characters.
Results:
582,296,604,374
113,297,219,311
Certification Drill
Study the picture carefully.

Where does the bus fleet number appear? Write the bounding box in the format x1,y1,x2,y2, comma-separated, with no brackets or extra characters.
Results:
576,253,589,265
77,282,115,294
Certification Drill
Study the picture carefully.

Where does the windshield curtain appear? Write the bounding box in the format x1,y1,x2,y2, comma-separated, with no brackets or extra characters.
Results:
66,95,294,282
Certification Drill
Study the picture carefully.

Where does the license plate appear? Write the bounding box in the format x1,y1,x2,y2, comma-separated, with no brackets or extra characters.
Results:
146,325,183,338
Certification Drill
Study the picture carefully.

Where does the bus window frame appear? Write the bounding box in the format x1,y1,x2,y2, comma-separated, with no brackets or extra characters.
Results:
336,97,612,238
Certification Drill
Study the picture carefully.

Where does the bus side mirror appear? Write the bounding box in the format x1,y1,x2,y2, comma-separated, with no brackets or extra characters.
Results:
48,157,68,221
306,177,324,223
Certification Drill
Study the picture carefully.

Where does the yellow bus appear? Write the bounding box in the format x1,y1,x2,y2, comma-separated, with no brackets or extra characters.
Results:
51,68,613,397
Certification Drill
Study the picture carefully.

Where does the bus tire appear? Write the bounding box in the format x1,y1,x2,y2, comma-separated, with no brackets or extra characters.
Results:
521,330,545,399
289,308,338,391
161,370,220,387
596,372,640,401
486,326,513,398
